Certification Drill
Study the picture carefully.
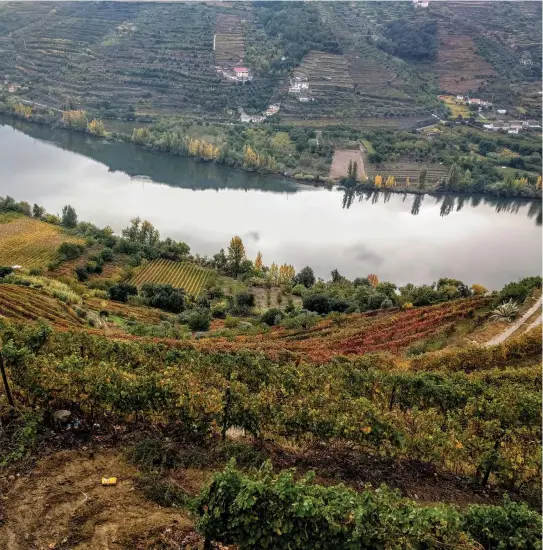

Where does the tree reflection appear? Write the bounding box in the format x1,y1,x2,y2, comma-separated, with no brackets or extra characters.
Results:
527,201,543,226
411,194,424,216
340,188,541,225
440,195,455,217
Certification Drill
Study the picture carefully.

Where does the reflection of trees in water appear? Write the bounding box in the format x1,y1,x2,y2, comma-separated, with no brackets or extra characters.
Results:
440,195,455,217
341,187,356,209
527,201,542,226
456,196,465,212
1,116,300,194
339,186,541,225
411,194,423,216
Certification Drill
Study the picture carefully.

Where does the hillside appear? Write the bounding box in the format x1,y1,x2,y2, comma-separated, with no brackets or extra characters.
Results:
0,197,542,548
0,1,540,125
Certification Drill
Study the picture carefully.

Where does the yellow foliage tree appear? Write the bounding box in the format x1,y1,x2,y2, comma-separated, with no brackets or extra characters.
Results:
132,127,150,145
374,175,382,189
367,273,379,288
254,251,263,272
243,145,261,169
271,132,295,156
62,110,88,130
406,177,411,186
13,103,32,118
87,118,106,137
228,236,246,276
269,262,279,285
385,175,395,188
536,175,542,190
278,263,295,284
471,284,488,296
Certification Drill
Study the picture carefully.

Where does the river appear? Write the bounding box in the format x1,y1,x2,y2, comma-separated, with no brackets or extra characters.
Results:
0,116,541,289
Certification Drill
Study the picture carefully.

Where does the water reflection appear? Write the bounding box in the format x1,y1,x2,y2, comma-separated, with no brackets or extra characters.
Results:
1,117,540,288
0,115,303,194
340,186,541,225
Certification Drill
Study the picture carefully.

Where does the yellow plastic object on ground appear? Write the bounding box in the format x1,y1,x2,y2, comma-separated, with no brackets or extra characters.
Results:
101,477,117,486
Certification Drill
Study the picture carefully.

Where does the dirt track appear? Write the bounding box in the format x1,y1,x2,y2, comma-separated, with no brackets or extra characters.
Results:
1,449,191,550
485,297,542,347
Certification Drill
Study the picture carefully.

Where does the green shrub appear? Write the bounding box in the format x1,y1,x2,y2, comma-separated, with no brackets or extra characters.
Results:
0,266,14,278
281,312,319,330
224,316,240,329
463,497,542,550
292,284,306,296
100,247,114,262
261,308,284,326
497,276,542,305
140,283,185,313
108,282,138,303
57,242,85,261
195,462,485,550
211,301,228,319
75,266,88,282
184,308,211,332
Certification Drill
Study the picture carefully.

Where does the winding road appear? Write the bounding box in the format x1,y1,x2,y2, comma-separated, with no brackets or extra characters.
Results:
484,297,542,347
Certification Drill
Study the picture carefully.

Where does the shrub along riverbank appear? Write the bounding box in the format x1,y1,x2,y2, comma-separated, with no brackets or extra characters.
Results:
1,98,541,200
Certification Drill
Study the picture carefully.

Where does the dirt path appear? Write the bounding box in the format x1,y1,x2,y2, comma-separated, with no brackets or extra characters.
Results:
1,449,191,550
525,314,542,333
484,297,542,347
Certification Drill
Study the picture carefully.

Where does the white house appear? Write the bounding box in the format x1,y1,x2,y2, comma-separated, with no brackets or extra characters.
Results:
468,98,493,108
233,67,249,80
497,109,507,115
523,120,542,129
456,95,464,101
483,122,509,132
263,104,280,116
413,0,429,7
289,77,309,94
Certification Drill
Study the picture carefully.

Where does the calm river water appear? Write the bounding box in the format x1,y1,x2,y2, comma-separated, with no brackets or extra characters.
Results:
0,116,541,288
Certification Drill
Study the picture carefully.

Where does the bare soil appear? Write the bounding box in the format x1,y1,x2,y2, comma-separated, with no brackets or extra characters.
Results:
268,441,508,508
435,27,496,94
0,449,192,550
329,148,365,180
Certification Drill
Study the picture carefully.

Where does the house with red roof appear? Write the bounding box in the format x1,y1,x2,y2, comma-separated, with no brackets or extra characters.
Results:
233,67,249,80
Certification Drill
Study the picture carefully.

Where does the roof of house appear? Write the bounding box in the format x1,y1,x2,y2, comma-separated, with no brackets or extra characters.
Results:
233,67,248,72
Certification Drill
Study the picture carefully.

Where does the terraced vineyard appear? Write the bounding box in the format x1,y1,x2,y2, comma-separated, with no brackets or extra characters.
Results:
365,160,448,186
214,11,246,67
0,2,274,118
197,297,488,363
0,284,83,328
0,213,84,269
131,260,212,295
434,25,496,95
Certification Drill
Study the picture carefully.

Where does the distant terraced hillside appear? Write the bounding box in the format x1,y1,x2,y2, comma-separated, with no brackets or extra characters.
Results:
0,1,540,126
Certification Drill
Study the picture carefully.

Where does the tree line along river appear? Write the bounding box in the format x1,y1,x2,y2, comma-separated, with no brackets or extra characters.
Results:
0,116,541,289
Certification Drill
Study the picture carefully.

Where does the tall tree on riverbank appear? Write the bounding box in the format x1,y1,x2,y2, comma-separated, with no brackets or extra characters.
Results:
254,251,263,272
418,168,427,190
228,236,246,277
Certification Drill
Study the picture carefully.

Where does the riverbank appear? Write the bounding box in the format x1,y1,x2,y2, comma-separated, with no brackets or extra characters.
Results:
0,103,541,201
